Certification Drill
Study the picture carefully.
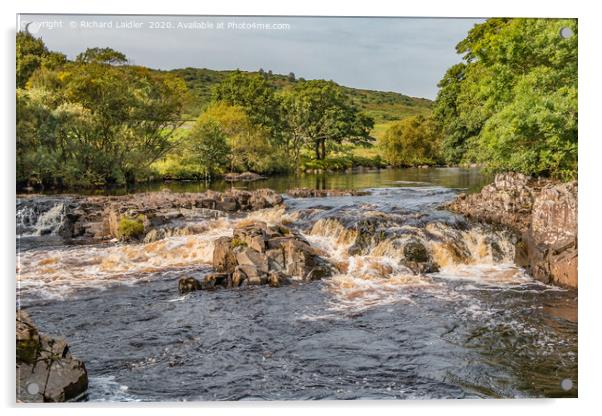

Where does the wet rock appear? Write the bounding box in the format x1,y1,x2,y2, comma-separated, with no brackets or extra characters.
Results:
202,272,231,290
286,188,371,198
16,310,88,402
281,238,331,280
308,210,514,276
402,240,439,274
233,223,267,252
213,236,238,273
17,189,283,242
224,171,266,182
178,277,202,294
447,173,578,288
202,221,333,292
232,266,247,287
235,247,269,274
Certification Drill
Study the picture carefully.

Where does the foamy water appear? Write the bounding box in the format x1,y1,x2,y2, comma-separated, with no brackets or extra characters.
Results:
17,185,577,400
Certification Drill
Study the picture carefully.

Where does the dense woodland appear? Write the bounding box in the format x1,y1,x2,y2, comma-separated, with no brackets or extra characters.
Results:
16,18,577,189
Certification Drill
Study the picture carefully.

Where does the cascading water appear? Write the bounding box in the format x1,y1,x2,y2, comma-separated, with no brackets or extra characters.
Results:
17,198,69,237
16,184,577,400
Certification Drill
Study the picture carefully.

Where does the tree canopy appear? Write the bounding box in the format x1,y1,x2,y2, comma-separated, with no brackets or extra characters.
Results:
17,34,188,187
379,115,441,167
281,80,374,167
433,18,577,179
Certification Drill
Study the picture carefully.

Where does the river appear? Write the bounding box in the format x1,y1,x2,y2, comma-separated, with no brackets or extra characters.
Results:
16,168,577,400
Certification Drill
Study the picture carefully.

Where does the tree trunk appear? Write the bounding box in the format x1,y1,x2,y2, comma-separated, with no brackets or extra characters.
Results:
320,139,326,160
314,140,321,160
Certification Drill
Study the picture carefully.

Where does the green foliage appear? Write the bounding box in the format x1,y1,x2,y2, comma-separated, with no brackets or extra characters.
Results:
16,31,66,88
379,115,441,167
76,47,127,65
168,67,432,124
230,237,247,248
211,71,282,141
185,118,231,177
117,215,145,240
434,18,577,179
281,80,374,168
16,34,188,188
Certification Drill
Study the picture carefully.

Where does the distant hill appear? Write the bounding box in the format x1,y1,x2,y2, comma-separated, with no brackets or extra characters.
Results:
164,67,433,125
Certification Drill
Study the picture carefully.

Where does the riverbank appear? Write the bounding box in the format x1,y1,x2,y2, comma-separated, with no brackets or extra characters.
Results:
447,173,578,289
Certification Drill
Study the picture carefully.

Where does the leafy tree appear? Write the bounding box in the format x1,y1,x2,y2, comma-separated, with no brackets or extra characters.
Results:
185,119,230,178
280,80,374,169
17,39,188,187
211,71,281,140
16,31,66,88
379,115,441,167
433,18,577,179
76,47,128,65
196,103,277,173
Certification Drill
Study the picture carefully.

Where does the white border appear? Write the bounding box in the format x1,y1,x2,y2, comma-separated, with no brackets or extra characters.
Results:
2,1,600,415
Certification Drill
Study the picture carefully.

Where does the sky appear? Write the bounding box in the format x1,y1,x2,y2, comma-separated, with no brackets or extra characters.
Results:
19,15,483,99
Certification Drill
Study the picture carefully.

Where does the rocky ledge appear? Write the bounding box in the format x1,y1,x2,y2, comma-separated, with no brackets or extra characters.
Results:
447,173,577,288
16,310,88,402
224,171,266,182
17,188,283,242
286,188,370,198
178,221,333,293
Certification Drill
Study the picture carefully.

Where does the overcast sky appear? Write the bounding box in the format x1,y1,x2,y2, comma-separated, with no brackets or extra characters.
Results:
19,15,482,99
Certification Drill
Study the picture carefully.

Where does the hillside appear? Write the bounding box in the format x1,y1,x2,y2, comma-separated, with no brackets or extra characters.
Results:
165,67,433,128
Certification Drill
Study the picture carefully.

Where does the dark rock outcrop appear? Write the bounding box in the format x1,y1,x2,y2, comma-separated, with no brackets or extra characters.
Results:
17,189,283,242
286,188,370,198
207,221,333,290
224,171,266,182
16,310,88,402
447,173,577,288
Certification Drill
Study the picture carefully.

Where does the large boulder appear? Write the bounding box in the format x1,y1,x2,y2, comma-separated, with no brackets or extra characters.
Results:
213,236,238,273
447,173,578,288
16,310,88,402
199,221,332,292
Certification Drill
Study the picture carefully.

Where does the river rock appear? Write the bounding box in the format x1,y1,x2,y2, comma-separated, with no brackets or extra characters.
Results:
286,188,371,198
308,209,511,276
224,171,266,182
16,310,88,402
213,236,238,273
178,277,202,294
447,173,578,288
17,189,284,242
201,221,332,292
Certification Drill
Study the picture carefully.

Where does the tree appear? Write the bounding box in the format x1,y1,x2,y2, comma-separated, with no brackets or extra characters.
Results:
433,18,577,179
280,80,374,168
288,72,296,82
195,103,277,173
379,115,441,167
16,31,66,88
211,71,282,142
185,119,230,178
76,47,128,65
18,40,188,187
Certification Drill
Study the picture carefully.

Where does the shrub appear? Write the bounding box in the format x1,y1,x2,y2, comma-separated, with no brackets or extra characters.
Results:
117,215,145,241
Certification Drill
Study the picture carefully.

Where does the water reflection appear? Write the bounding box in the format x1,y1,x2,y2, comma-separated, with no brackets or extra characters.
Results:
24,167,492,196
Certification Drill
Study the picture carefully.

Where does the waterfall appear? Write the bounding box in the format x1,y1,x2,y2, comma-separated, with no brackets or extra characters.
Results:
16,199,68,237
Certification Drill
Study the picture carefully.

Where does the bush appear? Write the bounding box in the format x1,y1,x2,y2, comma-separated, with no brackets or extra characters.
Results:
379,115,441,167
117,215,145,241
